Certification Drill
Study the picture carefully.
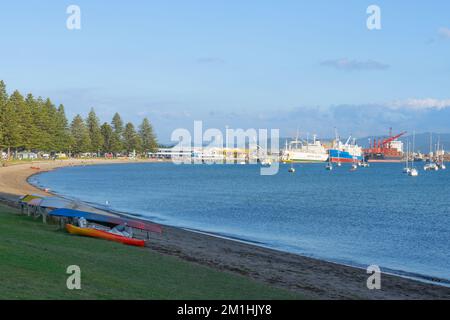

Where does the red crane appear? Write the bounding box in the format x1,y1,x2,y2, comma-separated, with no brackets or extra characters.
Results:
377,131,407,148
365,129,407,160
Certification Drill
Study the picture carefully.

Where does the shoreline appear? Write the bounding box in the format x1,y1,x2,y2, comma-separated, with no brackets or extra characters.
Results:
2,159,450,299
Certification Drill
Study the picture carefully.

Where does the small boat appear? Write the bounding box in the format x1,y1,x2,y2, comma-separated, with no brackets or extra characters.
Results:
403,142,411,174
66,224,145,247
408,131,419,177
337,162,342,167
438,143,446,170
288,163,296,173
424,133,439,171
325,151,333,170
351,163,358,170
424,163,439,171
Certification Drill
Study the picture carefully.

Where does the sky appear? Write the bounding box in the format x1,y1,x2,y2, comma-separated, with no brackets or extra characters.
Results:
1,0,450,142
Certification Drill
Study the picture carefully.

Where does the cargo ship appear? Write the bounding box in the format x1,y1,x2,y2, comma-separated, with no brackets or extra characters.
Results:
363,129,406,163
281,134,329,163
328,136,363,163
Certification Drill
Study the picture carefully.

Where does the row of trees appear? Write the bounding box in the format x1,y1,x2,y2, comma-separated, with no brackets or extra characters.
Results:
0,80,158,157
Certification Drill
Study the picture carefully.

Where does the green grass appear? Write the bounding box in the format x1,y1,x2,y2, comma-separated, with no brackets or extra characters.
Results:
0,204,303,300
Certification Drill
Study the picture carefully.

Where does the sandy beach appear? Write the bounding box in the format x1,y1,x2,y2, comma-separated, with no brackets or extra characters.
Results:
1,159,449,299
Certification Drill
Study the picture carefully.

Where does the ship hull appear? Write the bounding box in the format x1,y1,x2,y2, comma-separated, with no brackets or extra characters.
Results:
367,159,403,163
364,154,403,163
329,149,363,163
284,152,328,163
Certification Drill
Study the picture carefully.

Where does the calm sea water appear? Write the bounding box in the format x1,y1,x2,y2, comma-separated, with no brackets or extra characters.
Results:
30,162,450,283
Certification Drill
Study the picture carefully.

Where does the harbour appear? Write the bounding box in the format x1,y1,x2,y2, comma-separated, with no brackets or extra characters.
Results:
29,161,450,285
2,0,450,304
151,130,448,170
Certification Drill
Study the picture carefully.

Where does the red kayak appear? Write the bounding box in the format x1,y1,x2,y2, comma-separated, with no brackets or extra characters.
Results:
66,224,145,247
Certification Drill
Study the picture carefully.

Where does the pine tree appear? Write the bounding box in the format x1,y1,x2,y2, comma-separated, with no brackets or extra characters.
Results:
70,114,91,154
112,112,124,136
100,122,114,154
86,108,104,154
9,90,30,150
123,122,142,153
24,94,42,150
139,118,158,153
2,92,21,157
0,80,8,146
111,112,124,154
36,98,58,151
0,80,160,159
55,104,71,152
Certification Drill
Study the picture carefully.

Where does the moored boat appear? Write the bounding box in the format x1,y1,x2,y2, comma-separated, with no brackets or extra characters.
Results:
424,162,439,171
424,133,439,171
408,132,419,177
329,135,363,163
281,134,328,163
66,224,146,247
363,130,406,162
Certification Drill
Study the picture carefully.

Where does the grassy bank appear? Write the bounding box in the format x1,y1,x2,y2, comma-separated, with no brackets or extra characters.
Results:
0,204,302,300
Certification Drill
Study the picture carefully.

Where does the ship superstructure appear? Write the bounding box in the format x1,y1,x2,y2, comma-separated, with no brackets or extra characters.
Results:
328,135,363,163
281,134,328,163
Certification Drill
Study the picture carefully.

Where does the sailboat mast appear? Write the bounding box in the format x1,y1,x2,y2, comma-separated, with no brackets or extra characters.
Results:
412,131,416,169
430,133,433,161
405,141,409,168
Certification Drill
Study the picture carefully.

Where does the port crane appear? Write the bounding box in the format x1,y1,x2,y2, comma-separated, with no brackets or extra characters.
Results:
372,131,407,151
364,129,407,159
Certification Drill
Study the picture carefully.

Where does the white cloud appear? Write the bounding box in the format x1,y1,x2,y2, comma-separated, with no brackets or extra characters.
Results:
438,27,450,39
388,98,450,110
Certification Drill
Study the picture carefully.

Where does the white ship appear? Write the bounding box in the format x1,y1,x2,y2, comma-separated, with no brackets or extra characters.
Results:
282,134,329,163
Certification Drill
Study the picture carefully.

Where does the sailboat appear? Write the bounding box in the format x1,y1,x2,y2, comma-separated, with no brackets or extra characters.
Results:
424,133,439,171
336,131,342,166
360,155,370,168
403,141,411,174
408,132,419,176
288,160,296,173
325,150,333,170
254,137,272,166
350,157,358,171
336,145,342,166
438,143,446,170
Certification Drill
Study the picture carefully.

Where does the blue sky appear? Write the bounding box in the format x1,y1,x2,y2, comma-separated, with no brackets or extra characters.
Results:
1,0,450,142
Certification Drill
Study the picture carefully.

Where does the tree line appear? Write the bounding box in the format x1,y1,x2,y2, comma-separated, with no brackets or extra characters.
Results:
0,80,158,158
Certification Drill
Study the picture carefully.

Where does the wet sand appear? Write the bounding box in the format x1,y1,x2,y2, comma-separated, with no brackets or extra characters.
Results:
1,159,449,299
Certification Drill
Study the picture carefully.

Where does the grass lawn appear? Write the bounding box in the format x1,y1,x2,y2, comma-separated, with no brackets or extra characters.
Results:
0,204,303,300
